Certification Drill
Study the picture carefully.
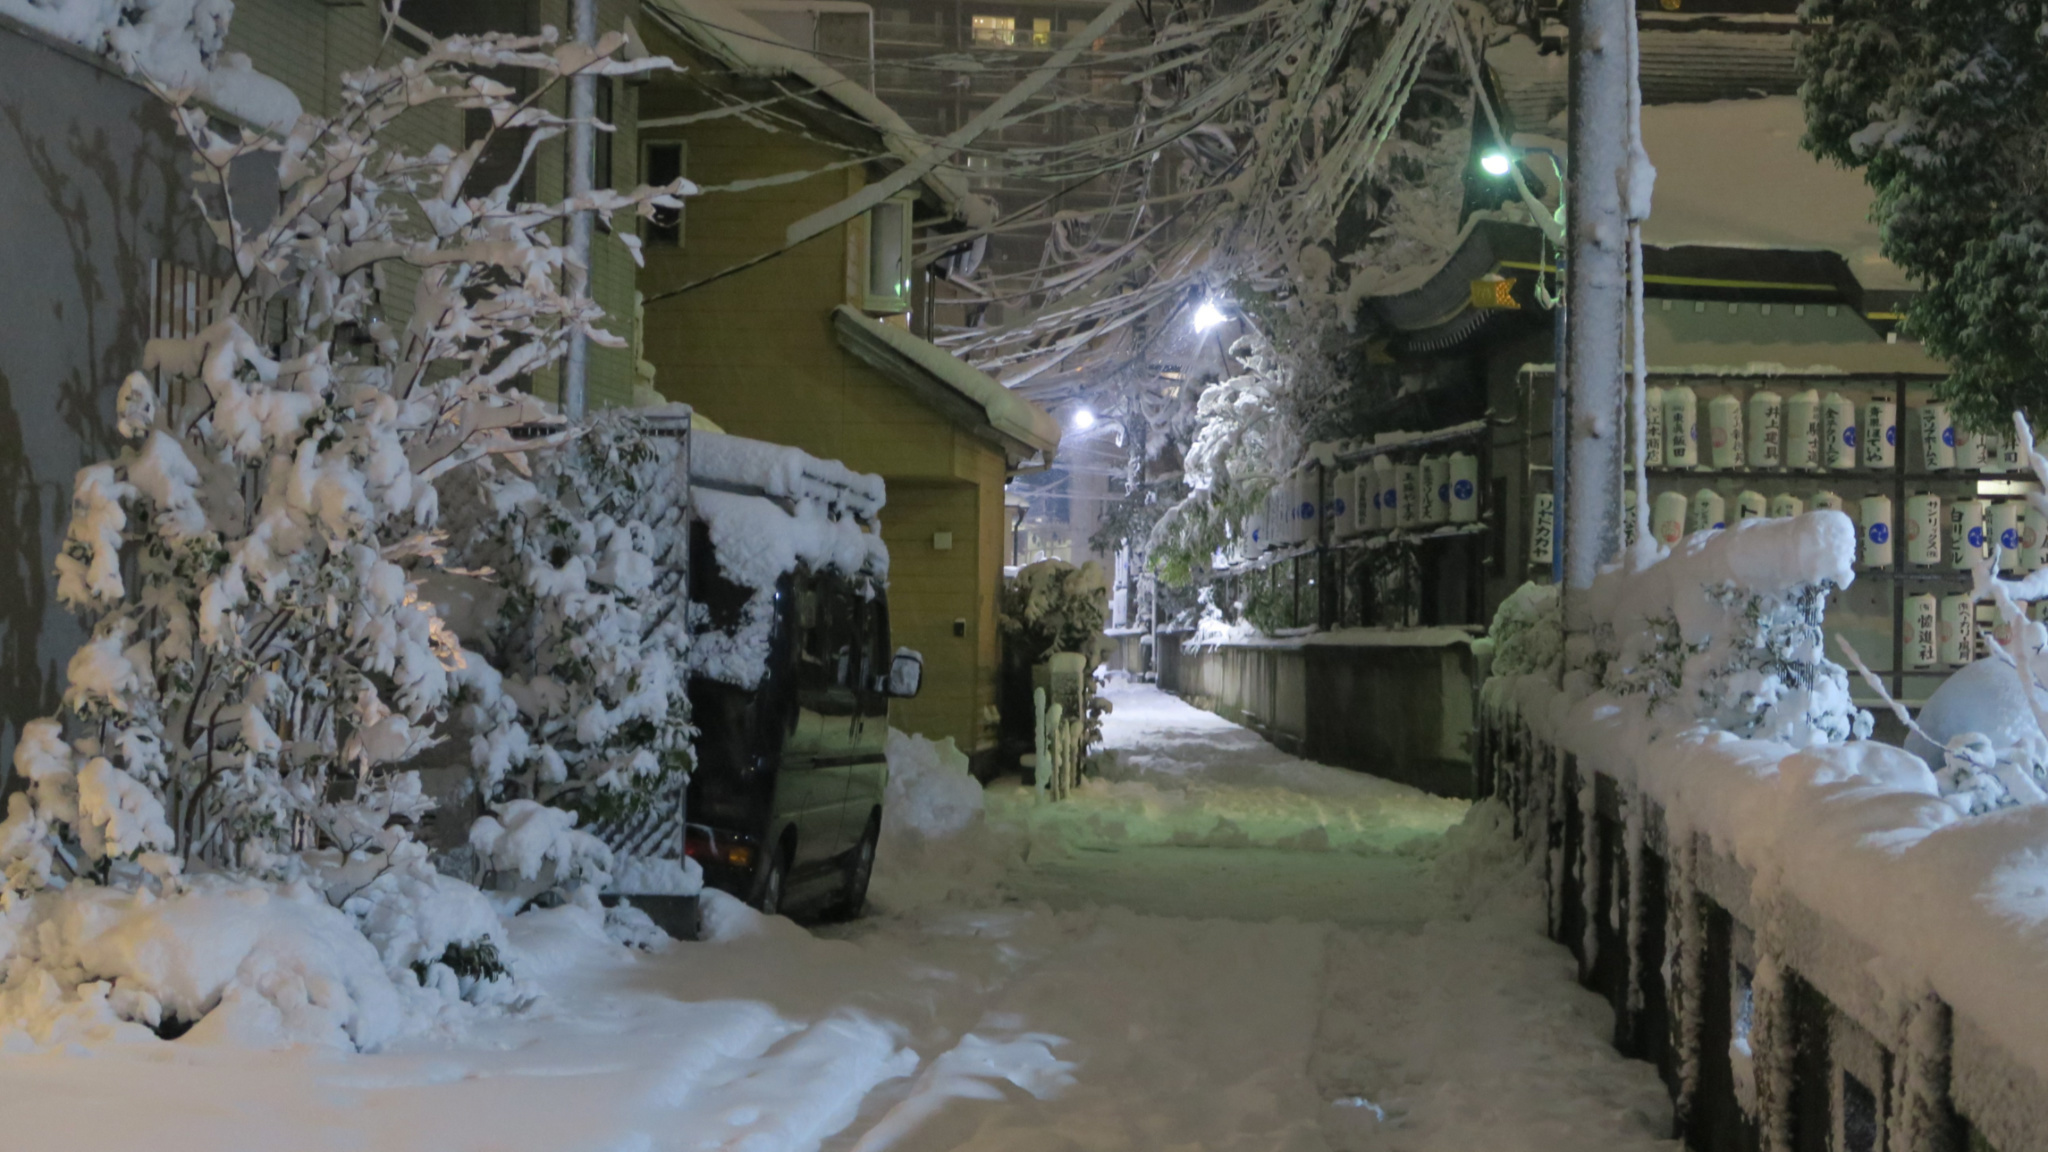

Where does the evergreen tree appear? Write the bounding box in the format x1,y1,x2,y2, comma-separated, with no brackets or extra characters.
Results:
1799,0,2048,428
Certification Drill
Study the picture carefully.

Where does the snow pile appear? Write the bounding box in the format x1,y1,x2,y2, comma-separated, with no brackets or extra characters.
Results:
0,0,303,130
0,875,407,1051
881,728,984,843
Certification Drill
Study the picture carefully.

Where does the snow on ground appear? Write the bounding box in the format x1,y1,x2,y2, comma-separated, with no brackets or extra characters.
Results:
0,681,1675,1152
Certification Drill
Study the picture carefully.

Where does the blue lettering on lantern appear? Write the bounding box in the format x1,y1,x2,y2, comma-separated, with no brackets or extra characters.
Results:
2006,528,2021,550
1454,479,1475,500
1944,427,1957,447
1870,523,1889,544
1887,426,1897,445
1970,526,1986,548
1844,426,1858,447
1300,501,1315,519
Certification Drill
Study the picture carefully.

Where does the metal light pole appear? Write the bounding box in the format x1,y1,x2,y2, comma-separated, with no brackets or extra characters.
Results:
562,0,597,419
1560,0,1632,630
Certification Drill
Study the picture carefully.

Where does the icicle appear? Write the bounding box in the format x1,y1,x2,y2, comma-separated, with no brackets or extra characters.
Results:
1665,828,1704,1131
1623,788,1647,1017
1579,765,1600,971
1887,994,1953,1152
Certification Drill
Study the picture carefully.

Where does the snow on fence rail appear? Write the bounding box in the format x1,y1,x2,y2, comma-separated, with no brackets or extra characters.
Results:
1481,506,2048,1152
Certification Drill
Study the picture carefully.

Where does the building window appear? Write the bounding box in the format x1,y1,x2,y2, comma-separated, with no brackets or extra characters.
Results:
643,140,686,246
595,78,615,192
1031,17,1051,46
864,197,913,313
970,14,1014,45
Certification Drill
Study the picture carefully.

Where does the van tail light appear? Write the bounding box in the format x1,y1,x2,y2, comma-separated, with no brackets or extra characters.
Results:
685,825,755,869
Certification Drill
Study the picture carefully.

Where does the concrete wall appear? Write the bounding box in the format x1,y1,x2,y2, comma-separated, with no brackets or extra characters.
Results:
1155,634,1480,797
0,19,219,787
1484,716,2040,1152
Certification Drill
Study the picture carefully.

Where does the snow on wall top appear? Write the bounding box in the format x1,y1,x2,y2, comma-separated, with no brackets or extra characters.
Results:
0,0,302,131
690,429,885,521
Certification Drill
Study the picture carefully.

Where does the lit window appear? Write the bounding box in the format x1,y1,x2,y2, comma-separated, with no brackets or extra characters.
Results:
970,15,1014,45
1031,17,1050,46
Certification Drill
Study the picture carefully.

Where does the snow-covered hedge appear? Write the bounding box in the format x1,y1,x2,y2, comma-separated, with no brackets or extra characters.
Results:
439,410,695,893
0,23,687,1050
1489,511,1867,748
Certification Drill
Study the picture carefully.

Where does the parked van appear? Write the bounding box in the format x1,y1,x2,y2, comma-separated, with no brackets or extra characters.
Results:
682,432,922,918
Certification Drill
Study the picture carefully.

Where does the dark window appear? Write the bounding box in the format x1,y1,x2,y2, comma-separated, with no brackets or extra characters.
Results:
406,1,540,203
643,141,685,246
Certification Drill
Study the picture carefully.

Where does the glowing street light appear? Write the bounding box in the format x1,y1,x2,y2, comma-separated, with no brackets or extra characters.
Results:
1191,299,1228,331
1480,150,1514,177
1071,407,1096,431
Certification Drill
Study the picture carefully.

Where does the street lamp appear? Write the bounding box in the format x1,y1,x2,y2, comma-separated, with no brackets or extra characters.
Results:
1191,300,1228,331
1480,151,1514,177
1071,407,1096,431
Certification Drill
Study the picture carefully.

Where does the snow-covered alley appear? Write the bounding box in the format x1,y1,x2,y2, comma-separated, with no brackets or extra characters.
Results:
0,680,1676,1152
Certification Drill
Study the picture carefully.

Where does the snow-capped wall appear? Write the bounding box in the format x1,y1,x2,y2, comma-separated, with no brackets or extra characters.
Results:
1488,530,2048,1147
0,0,302,130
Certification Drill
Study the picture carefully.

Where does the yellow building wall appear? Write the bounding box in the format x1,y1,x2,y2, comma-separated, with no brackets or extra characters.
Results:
637,65,1008,755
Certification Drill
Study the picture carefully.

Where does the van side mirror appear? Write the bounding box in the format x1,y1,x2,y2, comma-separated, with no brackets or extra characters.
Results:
886,649,923,698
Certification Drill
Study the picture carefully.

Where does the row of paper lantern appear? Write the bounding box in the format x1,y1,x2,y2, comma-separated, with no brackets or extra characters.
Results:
1244,466,1323,553
1647,386,2024,473
1535,489,2047,572
1904,595,2048,668
1914,598,2048,668
1333,453,1482,535
1242,454,1485,553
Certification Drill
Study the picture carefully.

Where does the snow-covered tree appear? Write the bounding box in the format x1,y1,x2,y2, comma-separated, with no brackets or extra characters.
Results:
1799,0,2048,428
0,22,684,898
1148,334,1299,583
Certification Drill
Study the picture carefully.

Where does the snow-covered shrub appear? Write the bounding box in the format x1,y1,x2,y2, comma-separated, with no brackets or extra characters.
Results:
0,874,408,1051
439,410,693,886
1002,559,1112,746
0,22,682,890
0,22,686,1044
1524,513,1869,747
1001,559,1110,661
1485,582,1562,679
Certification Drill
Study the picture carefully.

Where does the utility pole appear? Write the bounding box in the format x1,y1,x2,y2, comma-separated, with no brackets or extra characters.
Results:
1560,0,1631,629
562,0,597,419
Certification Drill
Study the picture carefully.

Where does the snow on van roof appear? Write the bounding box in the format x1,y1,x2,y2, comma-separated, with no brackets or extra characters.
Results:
690,429,886,522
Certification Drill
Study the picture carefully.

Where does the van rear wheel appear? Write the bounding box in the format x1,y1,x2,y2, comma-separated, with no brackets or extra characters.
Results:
832,812,881,920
